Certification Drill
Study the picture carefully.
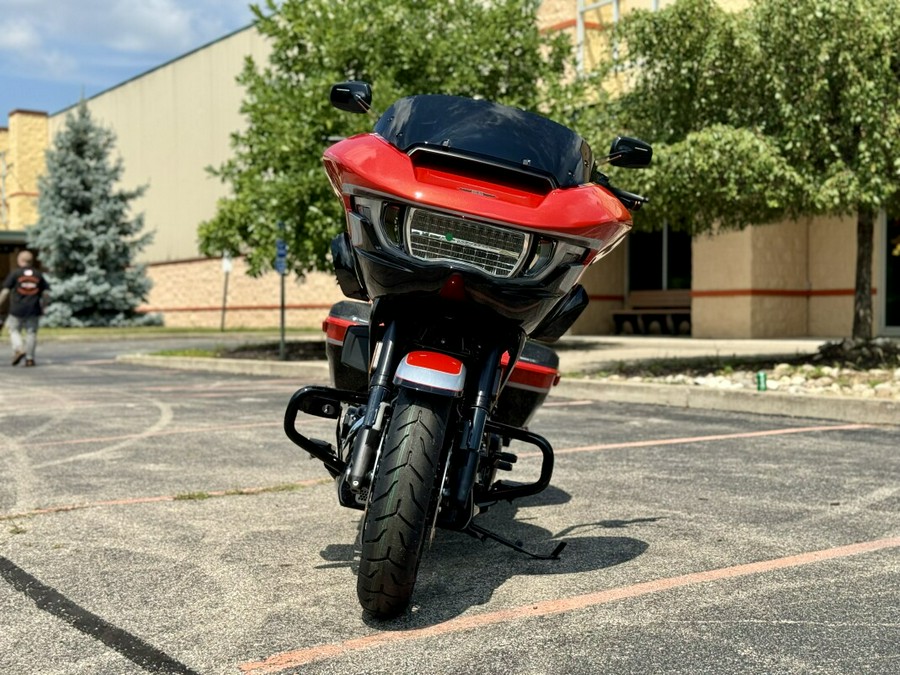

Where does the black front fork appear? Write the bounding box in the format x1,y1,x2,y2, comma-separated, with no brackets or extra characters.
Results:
453,346,503,507
344,322,400,494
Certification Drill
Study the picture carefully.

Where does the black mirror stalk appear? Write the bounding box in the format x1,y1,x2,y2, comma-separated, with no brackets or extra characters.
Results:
330,81,374,114
598,136,653,169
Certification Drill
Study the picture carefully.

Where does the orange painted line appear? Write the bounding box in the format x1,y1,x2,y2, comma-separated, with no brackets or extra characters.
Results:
24,421,868,456
137,304,332,313
26,421,281,449
1,479,329,521
139,380,293,392
238,536,900,674
691,288,876,298
147,256,229,268
9,482,328,519
0,399,136,415
518,423,871,458
541,19,605,33
587,294,625,302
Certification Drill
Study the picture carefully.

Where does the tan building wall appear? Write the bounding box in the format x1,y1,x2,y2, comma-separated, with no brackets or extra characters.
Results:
0,126,6,228
48,26,269,264
542,1,749,73
1,111,47,232
572,243,626,334
142,256,345,329
692,227,754,337
807,216,858,336
692,216,873,338
44,26,290,328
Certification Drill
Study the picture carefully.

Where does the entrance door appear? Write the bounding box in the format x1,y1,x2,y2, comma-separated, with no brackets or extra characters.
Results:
883,213,900,335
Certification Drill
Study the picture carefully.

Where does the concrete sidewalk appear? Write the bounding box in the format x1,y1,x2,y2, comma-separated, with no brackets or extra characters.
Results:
116,334,899,425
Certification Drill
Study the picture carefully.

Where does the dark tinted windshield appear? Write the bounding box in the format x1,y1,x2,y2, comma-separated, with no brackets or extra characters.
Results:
373,95,593,188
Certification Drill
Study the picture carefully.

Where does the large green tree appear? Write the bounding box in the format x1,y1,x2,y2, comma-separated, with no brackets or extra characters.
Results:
28,102,157,327
608,0,900,339
199,0,600,277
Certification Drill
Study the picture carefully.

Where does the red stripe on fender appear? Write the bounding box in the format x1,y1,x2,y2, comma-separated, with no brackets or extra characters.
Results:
405,351,464,375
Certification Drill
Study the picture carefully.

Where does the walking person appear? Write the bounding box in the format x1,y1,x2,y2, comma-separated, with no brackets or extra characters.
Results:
0,250,51,367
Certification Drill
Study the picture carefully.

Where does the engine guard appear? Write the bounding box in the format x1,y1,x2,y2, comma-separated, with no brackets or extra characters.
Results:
476,419,555,505
285,387,554,505
284,385,368,476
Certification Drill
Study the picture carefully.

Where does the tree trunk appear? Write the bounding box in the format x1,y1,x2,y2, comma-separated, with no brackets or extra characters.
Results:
852,207,875,340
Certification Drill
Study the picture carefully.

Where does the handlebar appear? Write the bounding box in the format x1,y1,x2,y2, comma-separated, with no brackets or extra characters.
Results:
593,173,649,212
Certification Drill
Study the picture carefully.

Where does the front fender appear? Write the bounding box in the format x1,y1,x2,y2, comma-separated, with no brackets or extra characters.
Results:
393,351,467,397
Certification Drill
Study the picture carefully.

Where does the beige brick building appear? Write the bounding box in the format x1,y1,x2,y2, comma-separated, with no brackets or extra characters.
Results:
3,1,898,337
0,110,48,279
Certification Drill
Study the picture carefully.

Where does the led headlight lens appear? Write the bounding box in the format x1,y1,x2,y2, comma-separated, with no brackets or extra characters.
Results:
405,208,530,278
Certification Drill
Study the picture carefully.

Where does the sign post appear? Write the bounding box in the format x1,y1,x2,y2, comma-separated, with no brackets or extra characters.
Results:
276,225,287,360
220,253,232,332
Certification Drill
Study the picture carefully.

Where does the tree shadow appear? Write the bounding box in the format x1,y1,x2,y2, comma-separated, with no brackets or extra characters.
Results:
317,485,656,628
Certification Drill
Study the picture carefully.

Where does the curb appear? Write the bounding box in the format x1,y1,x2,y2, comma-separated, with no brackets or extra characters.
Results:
115,354,330,380
555,379,899,426
116,354,899,426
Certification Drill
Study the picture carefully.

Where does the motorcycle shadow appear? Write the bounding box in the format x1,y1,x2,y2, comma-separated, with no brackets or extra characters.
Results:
318,486,655,628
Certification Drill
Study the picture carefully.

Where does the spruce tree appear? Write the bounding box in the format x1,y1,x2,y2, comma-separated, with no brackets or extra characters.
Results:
29,101,159,327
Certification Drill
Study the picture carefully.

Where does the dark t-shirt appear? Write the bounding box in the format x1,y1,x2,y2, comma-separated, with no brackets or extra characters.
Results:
3,266,50,318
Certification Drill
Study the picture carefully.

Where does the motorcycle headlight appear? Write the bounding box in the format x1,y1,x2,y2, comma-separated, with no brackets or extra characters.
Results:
352,196,404,249
522,237,587,278
405,207,531,278
350,195,585,280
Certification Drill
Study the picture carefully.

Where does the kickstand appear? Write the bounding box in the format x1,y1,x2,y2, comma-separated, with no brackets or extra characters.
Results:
465,522,566,560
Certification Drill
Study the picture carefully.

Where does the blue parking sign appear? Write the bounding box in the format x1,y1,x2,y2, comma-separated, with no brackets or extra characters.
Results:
275,239,287,275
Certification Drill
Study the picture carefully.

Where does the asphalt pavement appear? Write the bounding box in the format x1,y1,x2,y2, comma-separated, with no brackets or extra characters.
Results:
0,335,898,674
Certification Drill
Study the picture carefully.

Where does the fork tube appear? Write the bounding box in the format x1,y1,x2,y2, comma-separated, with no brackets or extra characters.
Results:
454,347,503,505
346,322,399,492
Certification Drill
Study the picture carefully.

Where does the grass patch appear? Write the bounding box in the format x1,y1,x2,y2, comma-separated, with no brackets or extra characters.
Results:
151,347,223,358
40,326,319,342
176,480,329,502
173,491,212,501
223,482,316,497
218,340,327,362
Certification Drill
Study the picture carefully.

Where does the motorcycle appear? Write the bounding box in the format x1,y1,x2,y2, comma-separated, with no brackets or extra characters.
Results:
284,81,651,618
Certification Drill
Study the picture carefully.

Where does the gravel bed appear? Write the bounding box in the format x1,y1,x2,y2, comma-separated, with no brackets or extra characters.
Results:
595,363,900,400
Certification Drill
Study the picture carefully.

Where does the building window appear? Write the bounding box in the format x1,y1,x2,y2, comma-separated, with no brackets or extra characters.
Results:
576,0,662,73
627,225,691,291
885,213,900,328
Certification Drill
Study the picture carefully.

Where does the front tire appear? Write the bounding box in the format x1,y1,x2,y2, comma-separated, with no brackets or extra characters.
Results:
357,388,451,618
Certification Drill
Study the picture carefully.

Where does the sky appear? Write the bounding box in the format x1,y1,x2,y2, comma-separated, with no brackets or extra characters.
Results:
0,0,257,127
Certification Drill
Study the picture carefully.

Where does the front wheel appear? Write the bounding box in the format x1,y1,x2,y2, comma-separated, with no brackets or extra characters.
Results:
356,388,452,618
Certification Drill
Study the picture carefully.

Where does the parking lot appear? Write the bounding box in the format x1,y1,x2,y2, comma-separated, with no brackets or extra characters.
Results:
1,340,898,674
